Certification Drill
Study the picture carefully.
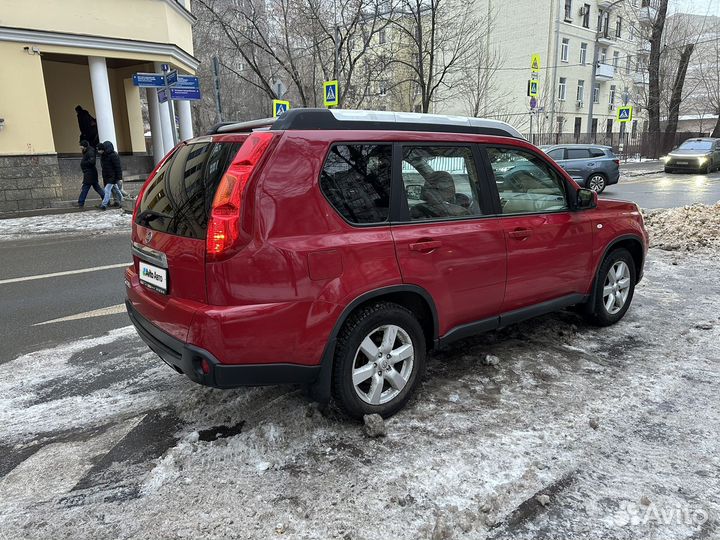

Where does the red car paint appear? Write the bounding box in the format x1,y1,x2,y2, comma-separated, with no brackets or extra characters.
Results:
126,120,648,391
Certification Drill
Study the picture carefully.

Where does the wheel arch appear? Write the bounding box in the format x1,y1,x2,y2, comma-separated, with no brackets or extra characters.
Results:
589,234,645,306
308,285,438,403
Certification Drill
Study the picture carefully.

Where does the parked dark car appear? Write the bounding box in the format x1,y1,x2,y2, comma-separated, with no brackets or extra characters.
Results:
126,109,648,419
663,138,720,174
541,144,620,193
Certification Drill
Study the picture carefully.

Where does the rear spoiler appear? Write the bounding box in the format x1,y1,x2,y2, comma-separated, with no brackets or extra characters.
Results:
207,118,276,135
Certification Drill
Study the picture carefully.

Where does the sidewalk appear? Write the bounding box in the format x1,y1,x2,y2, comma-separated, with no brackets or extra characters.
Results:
619,159,663,178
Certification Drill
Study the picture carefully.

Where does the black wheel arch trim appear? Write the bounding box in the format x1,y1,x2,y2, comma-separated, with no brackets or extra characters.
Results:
308,284,439,403
589,234,646,307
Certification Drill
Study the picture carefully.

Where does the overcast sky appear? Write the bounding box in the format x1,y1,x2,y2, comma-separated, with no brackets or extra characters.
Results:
673,0,720,16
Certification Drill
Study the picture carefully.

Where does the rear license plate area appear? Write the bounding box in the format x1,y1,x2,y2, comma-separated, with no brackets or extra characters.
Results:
139,261,168,294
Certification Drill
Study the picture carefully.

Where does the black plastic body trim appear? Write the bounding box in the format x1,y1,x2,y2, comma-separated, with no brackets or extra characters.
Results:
588,234,646,308
126,301,320,389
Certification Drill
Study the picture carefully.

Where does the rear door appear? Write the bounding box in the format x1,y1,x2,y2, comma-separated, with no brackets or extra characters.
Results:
483,145,593,312
132,139,242,309
391,143,507,336
563,147,593,180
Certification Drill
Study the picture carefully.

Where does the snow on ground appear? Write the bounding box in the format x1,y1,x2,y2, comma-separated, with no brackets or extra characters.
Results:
0,246,719,540
644,203,720,251
0,209,130,239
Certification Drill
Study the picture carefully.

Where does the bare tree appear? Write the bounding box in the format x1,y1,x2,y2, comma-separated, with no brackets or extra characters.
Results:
385,0,479,113
646,0,670,157
697,23,720,137
662,43,694,152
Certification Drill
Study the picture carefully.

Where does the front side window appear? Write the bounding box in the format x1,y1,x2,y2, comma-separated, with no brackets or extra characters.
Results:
546,148,564,160
401,146,483,221
486,147,568,215
320,144,392,224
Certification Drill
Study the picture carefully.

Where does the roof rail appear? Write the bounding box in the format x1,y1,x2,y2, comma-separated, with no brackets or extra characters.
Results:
207,117,276,135
210,108,522,138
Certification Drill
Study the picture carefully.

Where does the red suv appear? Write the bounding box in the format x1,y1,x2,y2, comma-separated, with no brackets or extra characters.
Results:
126,109,648,418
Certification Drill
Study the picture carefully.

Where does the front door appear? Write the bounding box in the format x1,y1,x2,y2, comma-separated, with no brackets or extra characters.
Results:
391,143,507,336
483,145,594,313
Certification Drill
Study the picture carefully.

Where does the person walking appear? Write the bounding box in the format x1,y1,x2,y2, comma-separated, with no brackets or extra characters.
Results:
75,105,99,147
97,141,123,210
77,140,104,208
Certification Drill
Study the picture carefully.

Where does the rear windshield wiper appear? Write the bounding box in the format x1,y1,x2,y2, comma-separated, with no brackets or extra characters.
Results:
136,209,171,225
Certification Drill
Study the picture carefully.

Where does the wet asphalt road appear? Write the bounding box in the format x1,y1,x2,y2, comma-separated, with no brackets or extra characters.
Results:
604,168,720,208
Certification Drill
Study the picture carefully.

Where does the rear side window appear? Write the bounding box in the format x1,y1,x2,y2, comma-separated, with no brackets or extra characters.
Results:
320,144,392,224
590,148,606,157
136,141,241,238
566,148,591,159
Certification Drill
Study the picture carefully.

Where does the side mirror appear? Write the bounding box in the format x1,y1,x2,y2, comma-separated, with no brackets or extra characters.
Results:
576,188,597,209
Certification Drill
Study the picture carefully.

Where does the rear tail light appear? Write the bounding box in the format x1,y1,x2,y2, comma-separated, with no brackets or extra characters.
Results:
206,131,275,261
613,159,620,166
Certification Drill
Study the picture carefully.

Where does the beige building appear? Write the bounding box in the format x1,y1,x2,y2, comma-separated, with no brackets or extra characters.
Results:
434,0,651,144
0,0,198,211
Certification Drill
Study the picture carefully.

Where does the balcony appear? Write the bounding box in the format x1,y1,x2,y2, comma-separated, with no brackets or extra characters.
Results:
638,5,657,26
596,62,615,81
597,29,616,46
633,72,648,85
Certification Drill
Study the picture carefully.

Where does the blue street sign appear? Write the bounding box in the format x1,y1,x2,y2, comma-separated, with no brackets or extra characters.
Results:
530,97,538,109
158,89,168,103
132,73,166,88
170,87,201,101
161,63,170,72
166,70,178,86
175,75,200,90
617,105,633,122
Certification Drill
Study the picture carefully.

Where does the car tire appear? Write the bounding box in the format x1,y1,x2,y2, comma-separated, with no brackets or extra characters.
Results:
332,302,426,419
583,248,636,327
588,173,607,193
664,167,673,174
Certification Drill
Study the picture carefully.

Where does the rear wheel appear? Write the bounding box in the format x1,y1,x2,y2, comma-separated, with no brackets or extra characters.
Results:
583,248,636,326
588,174,607,193
332,302,425,419
664,167,673,174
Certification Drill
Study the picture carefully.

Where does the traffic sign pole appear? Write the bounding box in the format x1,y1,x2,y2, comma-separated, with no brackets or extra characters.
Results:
161,64,178,146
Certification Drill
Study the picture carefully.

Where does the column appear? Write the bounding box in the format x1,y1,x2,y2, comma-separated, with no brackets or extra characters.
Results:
154,62,176,155
146,88,165,164
176,99,194,141
124,78,146,154
88,56,117,148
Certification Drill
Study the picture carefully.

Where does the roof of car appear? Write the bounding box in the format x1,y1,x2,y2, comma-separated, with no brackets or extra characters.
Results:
542,144,612,150
208,108,523,139
681,137,717,142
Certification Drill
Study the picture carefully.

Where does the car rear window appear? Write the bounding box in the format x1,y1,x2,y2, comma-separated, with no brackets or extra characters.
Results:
135,141,241,238
320,144,392,224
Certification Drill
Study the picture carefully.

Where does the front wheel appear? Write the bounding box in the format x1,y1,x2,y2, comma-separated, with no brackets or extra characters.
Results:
588,174,607,193
583,248,636,326
332,302,426,419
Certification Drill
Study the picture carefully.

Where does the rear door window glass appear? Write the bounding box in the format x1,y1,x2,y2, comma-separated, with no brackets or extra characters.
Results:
136,141,241,238
401,146,483,220
590,148,606,157
320,144,392,224
566,148,591,159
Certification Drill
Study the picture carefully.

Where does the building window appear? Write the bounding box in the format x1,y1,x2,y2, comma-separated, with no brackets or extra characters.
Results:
591,118,599,135
561,38,569,62
564,0,572,21
600,48,607,63
609,84,616,105
574,117,582,137
577,79,585,102
629,25,636,41
626,55,632,73
616,16,622,38
558,77,567,101
557,116,565,133
593,83,600,104
582,4,591,28
631,120,638,138
379,29,386,44
606,119,613,135
379,80,387,96
613,51,620,67
580,42,588,64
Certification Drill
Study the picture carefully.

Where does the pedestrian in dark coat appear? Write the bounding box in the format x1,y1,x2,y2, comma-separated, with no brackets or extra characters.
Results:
77,140,104,208
97,141,124,210
75,105,99,147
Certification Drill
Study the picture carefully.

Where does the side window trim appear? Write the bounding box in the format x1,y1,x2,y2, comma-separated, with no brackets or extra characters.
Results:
480,143,574,216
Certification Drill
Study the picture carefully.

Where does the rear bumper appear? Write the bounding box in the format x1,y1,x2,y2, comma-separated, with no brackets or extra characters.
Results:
126,300,321,388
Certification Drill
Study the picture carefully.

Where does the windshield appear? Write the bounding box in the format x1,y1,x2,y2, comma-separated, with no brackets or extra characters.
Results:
678,140,713,151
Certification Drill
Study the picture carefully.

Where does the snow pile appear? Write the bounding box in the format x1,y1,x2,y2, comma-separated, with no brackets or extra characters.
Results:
643,202,720,251
0,210,130,238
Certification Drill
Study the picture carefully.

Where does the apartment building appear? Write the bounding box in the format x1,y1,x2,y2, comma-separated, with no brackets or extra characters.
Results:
435,0,651,140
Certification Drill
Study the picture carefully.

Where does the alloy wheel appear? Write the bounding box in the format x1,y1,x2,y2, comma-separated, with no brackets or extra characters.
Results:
352,325,414,405
588,175,605,192
603,260,631,315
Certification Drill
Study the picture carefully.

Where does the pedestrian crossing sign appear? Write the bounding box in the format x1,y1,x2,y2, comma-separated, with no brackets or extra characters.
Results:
324,80,339,107
273,99,290,118
528,79,539,98
530,54,541,72
617,105,633,122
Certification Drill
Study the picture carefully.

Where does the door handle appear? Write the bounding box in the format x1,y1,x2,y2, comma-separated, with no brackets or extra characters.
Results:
409,240,442,252
508,228,532,240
